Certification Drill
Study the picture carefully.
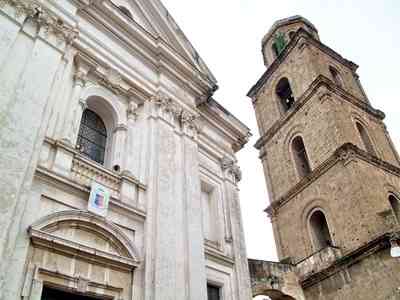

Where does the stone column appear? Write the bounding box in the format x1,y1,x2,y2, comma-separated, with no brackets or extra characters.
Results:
181,113,208,300
0,2,78,298
222,160,253,300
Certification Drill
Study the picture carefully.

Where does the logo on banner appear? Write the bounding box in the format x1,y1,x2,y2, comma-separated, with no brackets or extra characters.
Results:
88,182,110,217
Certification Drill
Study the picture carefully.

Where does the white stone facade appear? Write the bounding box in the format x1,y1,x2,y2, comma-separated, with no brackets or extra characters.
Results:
0,1,252,300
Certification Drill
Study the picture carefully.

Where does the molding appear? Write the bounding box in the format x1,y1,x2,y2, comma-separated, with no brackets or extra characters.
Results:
29,228,138,271
265,143,400,216
205,247,235,267
254,75,385,150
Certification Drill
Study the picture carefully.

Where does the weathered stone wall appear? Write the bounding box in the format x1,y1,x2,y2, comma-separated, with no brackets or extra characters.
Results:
275,157,400,261
304,249,400,300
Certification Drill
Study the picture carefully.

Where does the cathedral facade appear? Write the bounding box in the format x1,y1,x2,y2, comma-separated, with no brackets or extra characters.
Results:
248,16,400,300
0,1,252,300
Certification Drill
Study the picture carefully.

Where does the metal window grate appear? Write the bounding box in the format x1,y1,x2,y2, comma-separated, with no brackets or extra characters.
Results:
77,109,107,165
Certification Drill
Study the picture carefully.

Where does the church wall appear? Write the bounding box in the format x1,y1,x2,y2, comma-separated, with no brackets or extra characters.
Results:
0,1,252,300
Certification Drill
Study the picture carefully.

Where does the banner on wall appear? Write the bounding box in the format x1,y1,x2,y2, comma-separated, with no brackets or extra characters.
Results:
88,182,110,217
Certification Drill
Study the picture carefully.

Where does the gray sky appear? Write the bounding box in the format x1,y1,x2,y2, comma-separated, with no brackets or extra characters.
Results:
162,0,400,261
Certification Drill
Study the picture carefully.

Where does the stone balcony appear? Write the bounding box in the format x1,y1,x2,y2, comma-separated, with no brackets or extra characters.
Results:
71,154,121,198
295,246,342,280
248,259,305,299
38,138,147,211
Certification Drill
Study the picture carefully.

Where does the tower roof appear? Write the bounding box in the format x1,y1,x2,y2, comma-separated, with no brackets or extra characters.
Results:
262,15,318,46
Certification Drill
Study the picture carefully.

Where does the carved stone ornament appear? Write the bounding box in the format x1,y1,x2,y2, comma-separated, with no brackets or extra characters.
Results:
150,92,200,135
98,68,124,95
150,91,182,117
73,70,88,87
127,101,138,120
221,156,242,182
0,0,79,44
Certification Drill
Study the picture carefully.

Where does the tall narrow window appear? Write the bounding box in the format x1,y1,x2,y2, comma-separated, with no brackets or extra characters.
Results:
389,194,400,223
207,284,221,300
292,136,311,178
310,210,333,250
356,122,376,156
329,66,344,88
77,109,107,165
201,183,218,242
276,78,295,112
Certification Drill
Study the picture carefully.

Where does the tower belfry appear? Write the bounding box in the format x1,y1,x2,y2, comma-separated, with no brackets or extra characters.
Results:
248,16,400,300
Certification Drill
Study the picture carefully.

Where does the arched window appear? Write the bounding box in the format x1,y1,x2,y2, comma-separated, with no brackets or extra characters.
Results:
292,136,311,178
276,78,295,112
310,210,333,250
77,109,107,165
389,194,400,223
329,66,344,88
356,122,376,155
119,6,133,19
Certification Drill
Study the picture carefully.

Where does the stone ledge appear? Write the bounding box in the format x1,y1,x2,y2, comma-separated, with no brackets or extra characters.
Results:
266,143,400,216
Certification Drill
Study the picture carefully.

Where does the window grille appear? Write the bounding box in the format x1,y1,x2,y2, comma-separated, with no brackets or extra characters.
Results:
77,109,107,165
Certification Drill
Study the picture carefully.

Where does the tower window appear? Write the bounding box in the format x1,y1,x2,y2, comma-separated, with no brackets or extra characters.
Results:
118,6,133,19
276,78,295,112
292,136,311,179
289,31,296,40
356,122,376,156
389,194,400,223
329,66,344,88
207,284,221,300
77,109,107,165
309,210,333,250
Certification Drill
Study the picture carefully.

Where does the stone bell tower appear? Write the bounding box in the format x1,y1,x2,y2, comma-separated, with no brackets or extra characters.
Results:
248,16,400,300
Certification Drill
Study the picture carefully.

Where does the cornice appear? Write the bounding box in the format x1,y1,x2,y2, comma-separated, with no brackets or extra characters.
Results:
248,28,358,99
265,143,400,217
199,98,252,153
75,0,216,95
254,75,385,150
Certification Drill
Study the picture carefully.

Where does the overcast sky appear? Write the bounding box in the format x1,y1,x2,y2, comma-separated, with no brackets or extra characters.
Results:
162,0,400,261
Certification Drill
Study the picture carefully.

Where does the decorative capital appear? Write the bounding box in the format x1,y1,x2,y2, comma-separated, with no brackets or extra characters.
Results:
127,101,139,120
73,70,88,87
78,98,88,111
221,156,242,182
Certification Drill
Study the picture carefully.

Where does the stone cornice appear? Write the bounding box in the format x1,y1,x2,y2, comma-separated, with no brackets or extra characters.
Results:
300,232,395,289
29,228,139,271
255,75,385,150
265,143,400,217
74,0,216,96
248,28,358,99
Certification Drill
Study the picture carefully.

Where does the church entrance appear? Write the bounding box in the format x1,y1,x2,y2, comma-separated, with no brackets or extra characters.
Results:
41,286,103,300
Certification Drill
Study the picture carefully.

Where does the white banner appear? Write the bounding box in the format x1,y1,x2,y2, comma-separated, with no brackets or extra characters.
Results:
88,182,110,217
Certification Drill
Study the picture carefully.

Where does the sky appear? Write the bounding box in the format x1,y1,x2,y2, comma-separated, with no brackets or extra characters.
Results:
162,0,400,261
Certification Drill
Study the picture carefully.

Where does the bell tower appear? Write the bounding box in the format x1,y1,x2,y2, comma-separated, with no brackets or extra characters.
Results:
248,16,400,299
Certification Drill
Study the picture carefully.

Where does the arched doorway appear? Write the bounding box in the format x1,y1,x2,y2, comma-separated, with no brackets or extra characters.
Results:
253,290,296,300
